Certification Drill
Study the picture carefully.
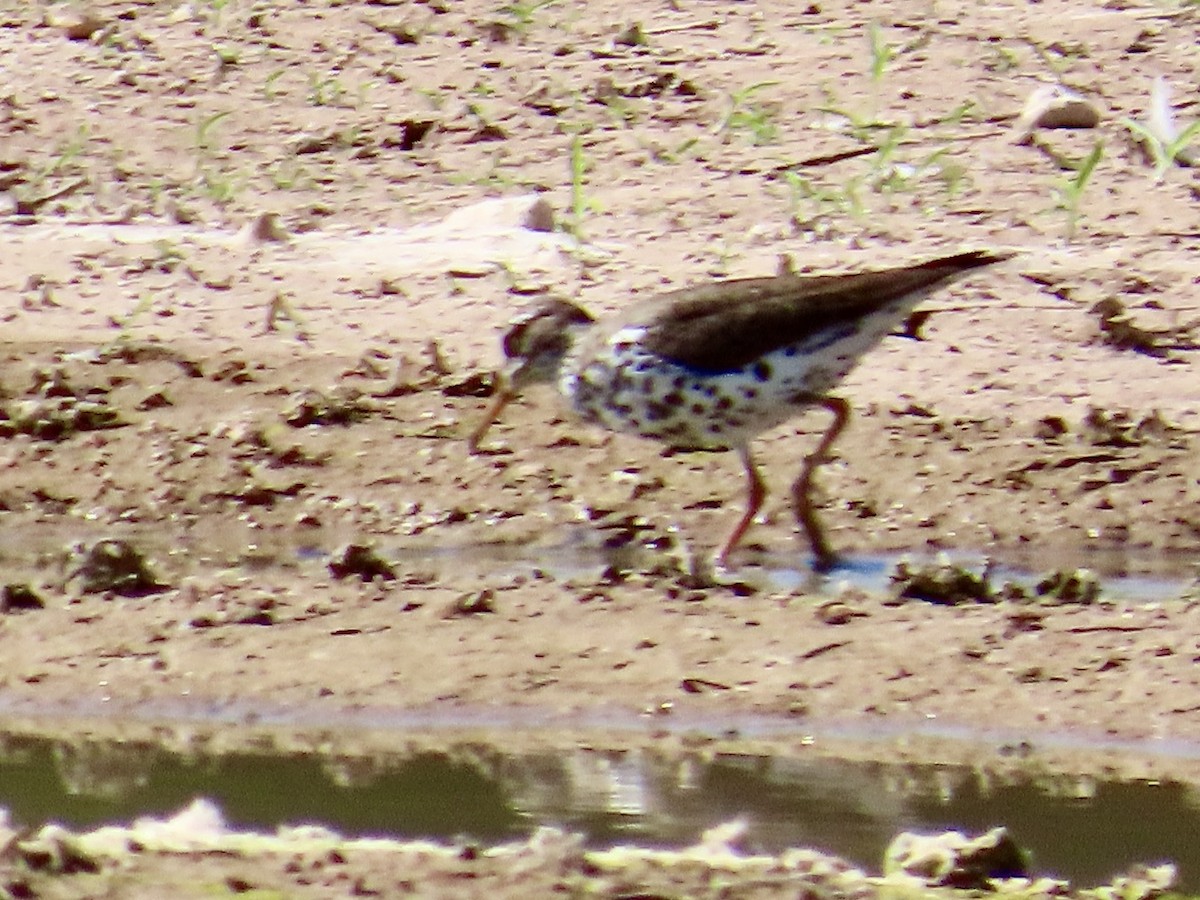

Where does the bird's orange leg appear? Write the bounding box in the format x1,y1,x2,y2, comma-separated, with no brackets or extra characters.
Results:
791,396,851,572
715,446,767,568
466,388,514,454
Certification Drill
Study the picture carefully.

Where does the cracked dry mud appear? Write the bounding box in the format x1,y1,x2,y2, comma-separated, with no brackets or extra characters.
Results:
0,0,1199,897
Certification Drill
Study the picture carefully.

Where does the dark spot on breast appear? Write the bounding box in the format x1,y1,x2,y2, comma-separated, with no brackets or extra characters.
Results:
690,403,706,415
741,387,758,400
715,396,733,411
702,385,718,397
783,347,799,357
671,376,686,390
645,402,671,421
664,391,684,406
752,361,772,382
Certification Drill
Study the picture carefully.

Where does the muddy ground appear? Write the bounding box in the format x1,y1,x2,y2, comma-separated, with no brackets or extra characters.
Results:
0,0,1198,896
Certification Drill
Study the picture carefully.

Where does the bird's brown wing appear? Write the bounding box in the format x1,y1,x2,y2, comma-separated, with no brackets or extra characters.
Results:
639,251,1009,373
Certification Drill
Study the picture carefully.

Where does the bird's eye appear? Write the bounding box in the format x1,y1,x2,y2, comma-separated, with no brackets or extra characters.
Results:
501,326,523,359
502,316,537,359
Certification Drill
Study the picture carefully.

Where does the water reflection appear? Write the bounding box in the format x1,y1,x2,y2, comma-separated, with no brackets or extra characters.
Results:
0,731,1193,889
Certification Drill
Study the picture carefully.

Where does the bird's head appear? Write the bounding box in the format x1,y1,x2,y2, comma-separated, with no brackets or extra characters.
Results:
467,298,594,453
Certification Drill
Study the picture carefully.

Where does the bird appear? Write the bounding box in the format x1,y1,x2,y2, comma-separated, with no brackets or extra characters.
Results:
468,250,1011,571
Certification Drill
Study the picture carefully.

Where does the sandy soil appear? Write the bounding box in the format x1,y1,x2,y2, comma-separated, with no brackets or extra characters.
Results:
1,0,1198,895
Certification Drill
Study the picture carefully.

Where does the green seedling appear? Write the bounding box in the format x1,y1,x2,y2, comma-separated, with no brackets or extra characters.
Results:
600,93,638,127
938,99,980,126
929,154,970,198
268,158,312,191
465,102,499,134
194,110,232,154
263,69,287,100
34,124,90,181
640,134,700,165
192,110,234,194
867,21,896,85
1123,117,1200,180
494,0,559,38
213,44,239,67
782,170,865,232
815,84,889,139
708,240,739,276
113,291,156,333
817,104,883,141
984,44,1021,73
264,293,310,341
867,125,906,181
567,132,600,240
672,136,700,160
1120,78,1199,181
873,147,962,198
416,87,446,111
307,73,346,107
1050,140,1103,243
197,170,243,203
865,21,901,121
1024,39,1090,92
717,81,781,145
153,239,185,267
189,111,247,203
865,129,963,199
33,147,88,206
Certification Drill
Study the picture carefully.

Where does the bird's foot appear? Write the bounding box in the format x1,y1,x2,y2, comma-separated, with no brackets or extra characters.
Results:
674,551,754,591
809,550,844,575
466,440,511,457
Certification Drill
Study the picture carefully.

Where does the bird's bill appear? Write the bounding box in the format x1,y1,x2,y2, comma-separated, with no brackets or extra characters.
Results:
466,380,515,453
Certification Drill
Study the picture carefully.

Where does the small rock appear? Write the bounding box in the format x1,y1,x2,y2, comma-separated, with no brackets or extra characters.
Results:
815,600,865,625
444,590,496,617
441,371,493,398
1,583,45,613
239,212,290,246
46,7,106,41
18,825,101,874
612,22,647,47
1033,415,1069,441
328,545,397,582
438,194,555,233
889,557,993,605
137,389,173,411
69,539,168,596
1014,85,1101,144
1035,568,1102,604
884,827,1029,889
283,389,374,427
1100,863,1178,900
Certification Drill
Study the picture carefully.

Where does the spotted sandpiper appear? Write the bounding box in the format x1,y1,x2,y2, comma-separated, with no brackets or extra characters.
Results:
469,250,1010,571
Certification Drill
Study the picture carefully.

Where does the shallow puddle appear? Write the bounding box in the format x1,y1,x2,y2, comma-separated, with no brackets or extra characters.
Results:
0,728,1195,889
1,520,1191,602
